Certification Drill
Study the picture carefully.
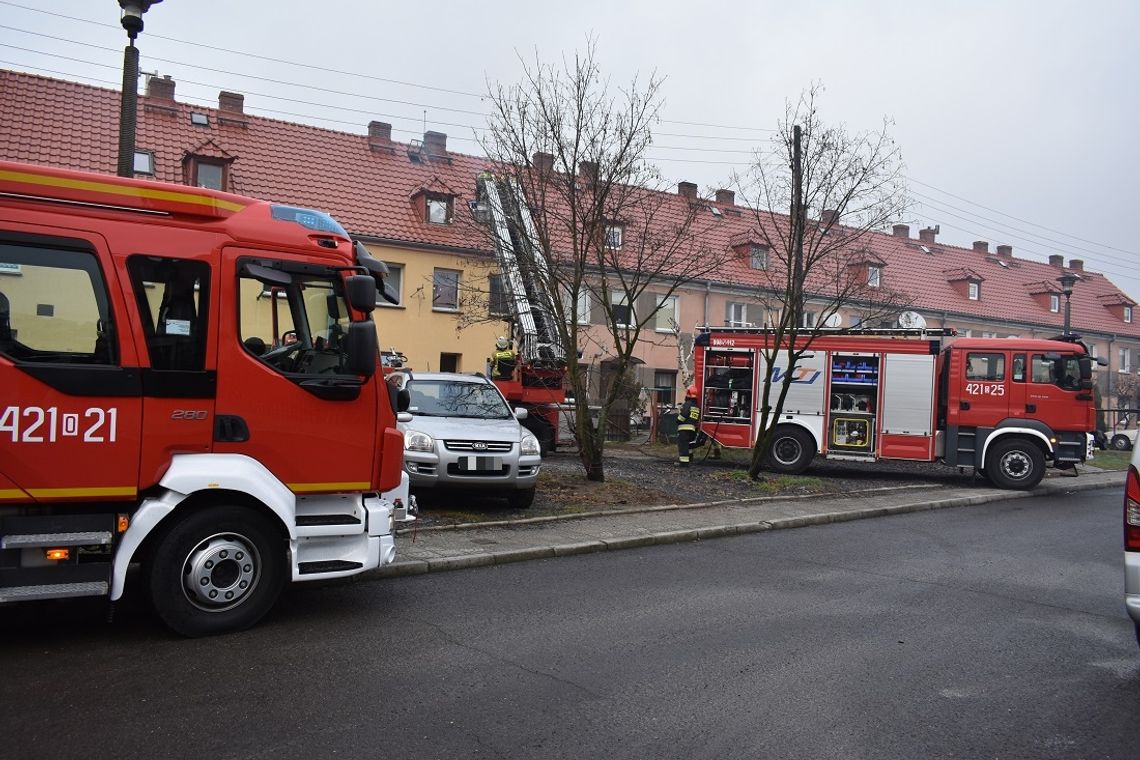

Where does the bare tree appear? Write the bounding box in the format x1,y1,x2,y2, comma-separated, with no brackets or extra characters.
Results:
478,42,730,481
735,85,911,479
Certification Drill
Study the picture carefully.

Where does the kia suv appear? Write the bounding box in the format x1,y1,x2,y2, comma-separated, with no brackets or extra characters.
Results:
397,372,541,509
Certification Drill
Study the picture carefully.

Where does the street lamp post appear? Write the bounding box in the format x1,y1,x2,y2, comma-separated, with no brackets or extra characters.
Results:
1057,272,1078,336
116,0,162,178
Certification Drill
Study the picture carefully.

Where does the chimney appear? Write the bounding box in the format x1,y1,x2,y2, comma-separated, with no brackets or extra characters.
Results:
532,152,554,173
1069,259,1084,271
367,121,392,148
972,241,989,254
423,131,447,157
919,225,939,243
892,224,910,238
578,161,598,182
677,181,698,200
218,91,244,115
1049,254,1064,267
996,244,1013,258
147,74,175,101
820,209,838,227
715,189,735,206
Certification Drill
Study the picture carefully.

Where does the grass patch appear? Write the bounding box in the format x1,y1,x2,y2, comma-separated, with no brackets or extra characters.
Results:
1089,450,1132,471
711,468,825,494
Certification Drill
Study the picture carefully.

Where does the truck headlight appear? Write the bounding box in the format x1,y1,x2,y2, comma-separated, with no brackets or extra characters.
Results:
520,434,541,456
405,430,435,453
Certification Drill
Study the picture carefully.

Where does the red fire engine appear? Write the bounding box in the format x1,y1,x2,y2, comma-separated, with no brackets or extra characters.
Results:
694,327,1097,489
0,161,412,635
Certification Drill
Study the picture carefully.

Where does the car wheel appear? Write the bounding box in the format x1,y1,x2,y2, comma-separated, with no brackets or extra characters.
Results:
764,426,816,475
507,487,535,510
147,505,286,637
985,438,1045,490
1112,434,1133,451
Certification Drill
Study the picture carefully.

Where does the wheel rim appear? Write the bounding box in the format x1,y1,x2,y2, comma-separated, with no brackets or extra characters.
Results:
999,450,1033,481
772,436,803,466
1115,438,1129,450
182,532,261,612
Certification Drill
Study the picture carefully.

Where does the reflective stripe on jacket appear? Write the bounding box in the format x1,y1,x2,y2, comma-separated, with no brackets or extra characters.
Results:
676,398,701,431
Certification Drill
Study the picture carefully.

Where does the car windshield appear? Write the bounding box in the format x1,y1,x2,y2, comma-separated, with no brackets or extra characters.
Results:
405,379,512,419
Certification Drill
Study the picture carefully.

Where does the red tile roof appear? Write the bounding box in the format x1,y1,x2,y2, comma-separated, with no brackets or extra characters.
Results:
2,69,1138,340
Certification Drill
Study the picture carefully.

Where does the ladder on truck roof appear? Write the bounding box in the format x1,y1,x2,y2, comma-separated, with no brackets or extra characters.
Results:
697,326,957,339
477,172,566,367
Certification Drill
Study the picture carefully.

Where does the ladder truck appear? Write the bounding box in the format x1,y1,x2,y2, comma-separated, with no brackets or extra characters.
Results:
475,171,566,454
693,326,1097,489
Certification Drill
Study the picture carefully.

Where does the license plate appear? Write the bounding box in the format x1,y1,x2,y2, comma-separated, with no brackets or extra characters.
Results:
459,456,501,471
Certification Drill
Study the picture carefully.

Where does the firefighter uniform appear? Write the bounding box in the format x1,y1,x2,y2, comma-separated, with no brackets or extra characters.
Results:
676,388,701,466
492,336,516,380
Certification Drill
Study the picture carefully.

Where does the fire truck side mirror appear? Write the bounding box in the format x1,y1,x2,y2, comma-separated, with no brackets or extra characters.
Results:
1078,356,1093,381
345,322,378,378
345,274,377,313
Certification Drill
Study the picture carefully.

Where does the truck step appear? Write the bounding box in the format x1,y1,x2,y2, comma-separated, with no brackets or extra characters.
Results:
298,559,363,575
0,563,112,603
1,531,112,549
0,581,109,603
0,514,115,549
295,514,361,527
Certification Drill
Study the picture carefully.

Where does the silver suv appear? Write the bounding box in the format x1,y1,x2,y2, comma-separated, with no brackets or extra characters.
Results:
397,372,541,509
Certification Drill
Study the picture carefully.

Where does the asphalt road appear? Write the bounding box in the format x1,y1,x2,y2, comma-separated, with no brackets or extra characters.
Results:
2,488,1137,760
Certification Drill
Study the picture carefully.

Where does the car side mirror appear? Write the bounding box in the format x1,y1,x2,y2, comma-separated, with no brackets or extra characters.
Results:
397,411,413,423
514,407,529,420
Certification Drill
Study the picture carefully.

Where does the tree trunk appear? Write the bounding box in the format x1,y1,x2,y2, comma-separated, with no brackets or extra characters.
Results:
575,402,607,482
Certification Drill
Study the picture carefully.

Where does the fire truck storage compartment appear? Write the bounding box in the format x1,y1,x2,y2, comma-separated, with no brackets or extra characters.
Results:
704,350,754,422
878,353,937,460
828,354,877,455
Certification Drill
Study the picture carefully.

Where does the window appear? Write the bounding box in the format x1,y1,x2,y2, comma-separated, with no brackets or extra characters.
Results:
133,150,155,176
432,269,459,310
726,302,749,328
850,315,864,328
426,196,451,225
194,161,225,190
564,287,590,325
488,274,511,318
968,281,980,300
653,370,677,406
377,262,403,306
966,352,1005,381
127,256,210,371
654,295,678,332
1050,294,1060,313
867,265,882,288
1120,348,1131,373
0,242,116,364
1032,354,1080,389
610,291,635,328
1012,354,1026,382
802,311,817,329
439,353,460,372
1126,306,1133,323
981,331,997,339
605,223,624,249
749,245,768,270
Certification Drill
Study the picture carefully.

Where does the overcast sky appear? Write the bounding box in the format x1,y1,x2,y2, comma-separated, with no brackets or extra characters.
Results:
3,0,1138,299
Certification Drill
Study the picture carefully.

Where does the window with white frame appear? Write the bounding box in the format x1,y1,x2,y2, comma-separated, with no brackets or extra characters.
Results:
867,265,882,288
1126,306,1133,323
488,274,511,317
432,268,460,310
802,311,817,328
564,287,590,325
605,223,624,249
1050,294,1060,313
426,196,451,225
1120,347,1131,373
654,295,678,332
133,150,155,175
749,245,768,271
377,262,403,306
725,302,749,327
610,291,635,328
968,281,980,300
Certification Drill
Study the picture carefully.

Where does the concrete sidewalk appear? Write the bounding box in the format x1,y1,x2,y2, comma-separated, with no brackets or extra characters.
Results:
375,470,1126,579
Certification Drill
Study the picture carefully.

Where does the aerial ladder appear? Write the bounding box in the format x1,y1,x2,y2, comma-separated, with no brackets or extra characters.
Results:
476,171,567,453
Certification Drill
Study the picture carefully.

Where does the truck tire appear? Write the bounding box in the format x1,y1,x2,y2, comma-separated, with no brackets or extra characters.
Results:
147,506,287,637
765,426,816,475
1112,434,1133,452
507,487,535,510
985,438,1046,490
522,414,556,457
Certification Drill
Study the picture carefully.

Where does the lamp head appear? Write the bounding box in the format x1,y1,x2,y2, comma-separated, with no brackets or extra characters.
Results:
119,0,162,39
1056,272,1078,296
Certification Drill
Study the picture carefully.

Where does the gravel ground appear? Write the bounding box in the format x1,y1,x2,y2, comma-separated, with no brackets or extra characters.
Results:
408,441,1035,528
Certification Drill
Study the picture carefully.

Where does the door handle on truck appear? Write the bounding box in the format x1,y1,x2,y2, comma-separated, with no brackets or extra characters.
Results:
1025,404,1036,413
959,401,971,411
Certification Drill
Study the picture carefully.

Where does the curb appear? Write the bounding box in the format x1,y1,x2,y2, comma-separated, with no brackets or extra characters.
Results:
371,471,1124,580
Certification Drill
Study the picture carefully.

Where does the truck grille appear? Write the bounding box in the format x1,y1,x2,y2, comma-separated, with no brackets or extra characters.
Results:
444,440,513,453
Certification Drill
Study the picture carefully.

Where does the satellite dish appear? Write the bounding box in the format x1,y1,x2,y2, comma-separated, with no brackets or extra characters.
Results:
897,311,927,329
823,313,842,328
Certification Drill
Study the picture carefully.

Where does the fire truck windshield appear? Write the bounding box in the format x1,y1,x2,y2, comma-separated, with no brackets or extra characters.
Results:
270,205,348,236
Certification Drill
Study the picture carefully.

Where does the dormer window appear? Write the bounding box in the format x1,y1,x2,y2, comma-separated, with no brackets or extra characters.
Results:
750,245,768,271
1126,306,1133,324
605,223,624,250
426,195,451,225
183,155,230,190
1050,294,1060,313
868,265,882,288
968,281,980,301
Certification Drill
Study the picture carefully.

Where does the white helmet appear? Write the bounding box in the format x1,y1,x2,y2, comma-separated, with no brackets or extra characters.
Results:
496,336,509,350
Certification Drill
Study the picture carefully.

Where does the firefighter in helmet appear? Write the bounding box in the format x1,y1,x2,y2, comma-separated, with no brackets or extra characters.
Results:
492,336,516,380
676,384,702,466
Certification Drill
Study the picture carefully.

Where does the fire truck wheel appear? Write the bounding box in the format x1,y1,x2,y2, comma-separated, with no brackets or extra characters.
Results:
985,438,1046,490
765,426,816,474
146,506,287,637
1111,434,1133,452
507,487,536,510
